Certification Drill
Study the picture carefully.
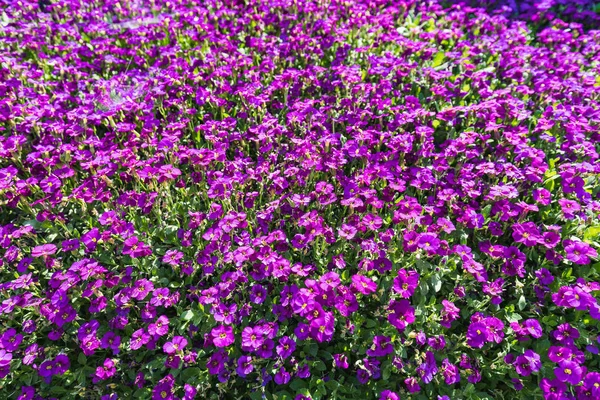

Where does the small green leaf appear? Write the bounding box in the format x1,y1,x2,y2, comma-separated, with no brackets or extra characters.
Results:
432,52,445,67
181,310,194,321
290,378,307,391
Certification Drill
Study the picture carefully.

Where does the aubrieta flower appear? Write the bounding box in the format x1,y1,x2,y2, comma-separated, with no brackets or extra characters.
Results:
512,222,541,247
274,367,291,385
563,240,597,265
0,350,12,368
241,325,265,351
392,269,419,298
388,300,415,332
276,336,296,358
211,325,235,348
338,224,357,240
554,359,586,385
122,236,151,258
309,314,335,343
379,390,400,400
1,328,23,351
152,374,175,400
130,329,150,351
366,335,394,357
333,353,349,369
466,316,504,348
540,378,567,400
163,336,188,354
351,274,377,295
441,358,460,385
514,350,541,377
583,372,600,397
162,249,184,267
93,358,117,382
416,351,438,384
236,355,253,378
148,315,170,337
31,244,57,258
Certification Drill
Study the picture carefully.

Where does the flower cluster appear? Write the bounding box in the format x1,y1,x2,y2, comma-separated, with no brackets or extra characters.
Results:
0,0,599,399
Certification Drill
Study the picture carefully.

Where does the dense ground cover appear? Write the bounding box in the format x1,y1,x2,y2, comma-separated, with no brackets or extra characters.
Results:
1,0,600,399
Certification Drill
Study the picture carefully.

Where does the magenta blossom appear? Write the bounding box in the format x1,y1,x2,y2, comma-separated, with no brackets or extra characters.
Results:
211,325,235,348
31,244,57,258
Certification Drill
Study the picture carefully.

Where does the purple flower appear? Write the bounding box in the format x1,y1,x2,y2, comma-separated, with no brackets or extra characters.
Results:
292,292,316,317
540,378,567,399
163,336,188,354
388,300,415,331
241,326,264,351
93,358,116,381
564,240,597,265
466,322,487,348
583,372,600,397
61,238,80,252
379,390,400,400
333,353,349,369
351,274,377,295
522,319,543,339
256,339,274,358
554,360,585,385
416,351,438,384
129,329,150,351
0,349,12,368
366,335,394,357
31,244,57,258
82,228,101,252
152,374,175,400
38,359,54,378
441,358,460,385
148,316,170,337
392,269,419,298
417,233,440,253
440,300,460,328
53,354,70,375
207,351,228,375
39,176,61,193
236,355,253,377
405,376,421,393
512,222,541,247
211,325,235,348
1,328,23,351
514,350,541,377
276,336,296,358
100,332,121,355
122,236,151,258
338,224,357,240
274,367,291,385
309,315,335,343
162,249,184,267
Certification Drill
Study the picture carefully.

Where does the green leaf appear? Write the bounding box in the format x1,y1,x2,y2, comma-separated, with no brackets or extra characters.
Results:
290,378,307,391
181,367,201,382
431,274,442,292
365,319,377,328
181,310,195,321
313,360,327,371
307,343,319,357
432,52,445,67
584,226,600,242
517,295,526,311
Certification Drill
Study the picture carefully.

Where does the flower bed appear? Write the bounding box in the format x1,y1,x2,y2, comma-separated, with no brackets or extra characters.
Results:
0,0,599,399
